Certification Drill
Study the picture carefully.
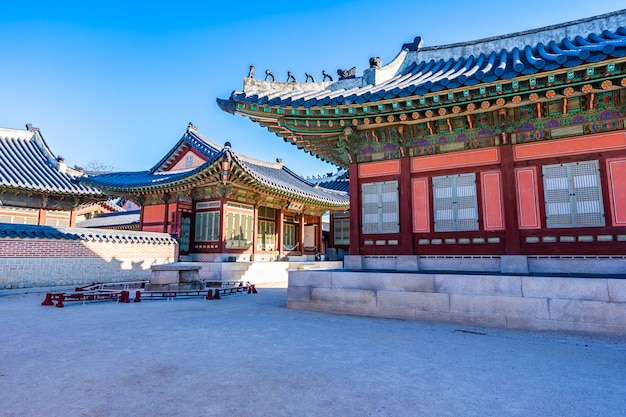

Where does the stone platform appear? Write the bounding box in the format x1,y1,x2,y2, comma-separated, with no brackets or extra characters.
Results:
149,262,203,290
287,269,626,337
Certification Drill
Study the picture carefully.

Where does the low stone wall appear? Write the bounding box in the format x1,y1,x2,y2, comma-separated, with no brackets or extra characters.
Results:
287,270,626,337
0,225,177,289
197,261,343,285
344,254,626,275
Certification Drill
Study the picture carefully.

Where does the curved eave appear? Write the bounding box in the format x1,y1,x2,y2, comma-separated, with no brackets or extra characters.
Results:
0,183,103,198
224,108,349,167
227,156,350,208
81,170,221,195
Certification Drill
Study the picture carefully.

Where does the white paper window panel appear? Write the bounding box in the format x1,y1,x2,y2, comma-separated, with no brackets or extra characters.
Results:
574,174,597,188
456,185,475,198
546,202,571,216
434,187,453,199
457,207,478,220
436,209,454,221
362,193,378,204
576,200,601,214
545,177,569,191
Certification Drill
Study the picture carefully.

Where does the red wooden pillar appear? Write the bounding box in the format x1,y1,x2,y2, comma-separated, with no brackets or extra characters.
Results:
138,199,145,230
252,204,259,259
317,215,323,255
37,208,47,226
500,144,521,255
348,163,360,255
219,198,227,253
69,210,77,227
399,157,414,255
298,213,304,254
163,199,169,233
277,209,284,258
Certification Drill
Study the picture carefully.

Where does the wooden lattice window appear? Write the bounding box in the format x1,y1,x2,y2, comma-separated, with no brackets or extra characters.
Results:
361,181,399,234
433,173,479,232
334,218,350,245
195,211,220,242
542,160,605,228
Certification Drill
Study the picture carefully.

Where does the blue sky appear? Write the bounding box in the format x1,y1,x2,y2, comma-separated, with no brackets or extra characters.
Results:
0,1,622,177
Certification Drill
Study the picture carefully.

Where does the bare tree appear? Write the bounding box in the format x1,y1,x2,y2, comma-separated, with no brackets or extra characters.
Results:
84,160,115,174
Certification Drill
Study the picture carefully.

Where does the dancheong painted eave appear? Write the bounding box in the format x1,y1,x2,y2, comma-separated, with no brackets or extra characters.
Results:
217,10,626,167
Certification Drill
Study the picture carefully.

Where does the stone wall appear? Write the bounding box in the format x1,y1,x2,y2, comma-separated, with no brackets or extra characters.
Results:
197,260,343,285
287,270,626,337
0,226,177,289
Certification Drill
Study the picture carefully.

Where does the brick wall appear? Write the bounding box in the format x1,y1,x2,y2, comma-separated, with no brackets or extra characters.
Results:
0,228,177,289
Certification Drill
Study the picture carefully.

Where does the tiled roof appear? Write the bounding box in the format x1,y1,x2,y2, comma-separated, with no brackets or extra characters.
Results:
219,10,626,110
150,123,221,173
231,151,349,205
305,170,349,193
0,126,102,196
84,126,349,207
76,210,140,229
83,168,206,190
0,222,175,243
0,222,81,240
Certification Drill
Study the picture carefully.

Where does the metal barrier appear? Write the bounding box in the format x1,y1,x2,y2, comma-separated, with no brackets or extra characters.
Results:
42,281,257,308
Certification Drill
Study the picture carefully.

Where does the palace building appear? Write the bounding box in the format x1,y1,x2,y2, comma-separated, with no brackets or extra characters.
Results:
218,10,626,263
0,125,103,226
83,123,349,262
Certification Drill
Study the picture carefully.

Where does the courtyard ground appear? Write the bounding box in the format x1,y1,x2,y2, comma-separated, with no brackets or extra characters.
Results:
1,283,625,417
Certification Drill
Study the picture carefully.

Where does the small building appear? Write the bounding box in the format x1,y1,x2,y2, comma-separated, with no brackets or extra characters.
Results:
76,209,141,231
83,123,349,262
0,124,103,226
218,10,626,269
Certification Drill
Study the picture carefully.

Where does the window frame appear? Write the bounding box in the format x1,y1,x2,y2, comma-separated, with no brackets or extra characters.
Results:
542,160,605,228
432,173,479,232
361,180,399,234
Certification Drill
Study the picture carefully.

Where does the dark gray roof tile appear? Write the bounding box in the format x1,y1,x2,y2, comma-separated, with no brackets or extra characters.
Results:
0,127,101,196
76,210,140,229
221,11,626,109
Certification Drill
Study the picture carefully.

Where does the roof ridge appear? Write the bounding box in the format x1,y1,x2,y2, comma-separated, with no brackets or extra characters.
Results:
413,9,626,61
149,124,220,173
232,151,285,169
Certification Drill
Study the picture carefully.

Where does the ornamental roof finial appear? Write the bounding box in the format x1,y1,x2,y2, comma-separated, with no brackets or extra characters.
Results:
337,67,356,80
402,36,423,52
369,57,382,69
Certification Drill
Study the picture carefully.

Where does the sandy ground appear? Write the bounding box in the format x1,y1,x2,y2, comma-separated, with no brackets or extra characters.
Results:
1,284,625,417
